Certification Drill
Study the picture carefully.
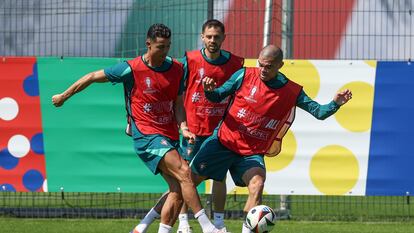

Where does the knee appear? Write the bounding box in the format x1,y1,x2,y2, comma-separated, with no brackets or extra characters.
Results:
176,163,192,183
248,175,265,193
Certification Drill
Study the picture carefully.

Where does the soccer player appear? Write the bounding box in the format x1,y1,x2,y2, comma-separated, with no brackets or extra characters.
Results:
134,19,244,233
179,19,243,233
51,23,224,233
196,44,352,232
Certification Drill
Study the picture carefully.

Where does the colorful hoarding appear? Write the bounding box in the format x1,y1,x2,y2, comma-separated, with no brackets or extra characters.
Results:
1,57,413,195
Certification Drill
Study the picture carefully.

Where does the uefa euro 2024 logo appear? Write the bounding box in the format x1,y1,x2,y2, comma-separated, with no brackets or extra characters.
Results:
146,77,151,88
196,68,204,84
244,86,258,103
143,77,157,94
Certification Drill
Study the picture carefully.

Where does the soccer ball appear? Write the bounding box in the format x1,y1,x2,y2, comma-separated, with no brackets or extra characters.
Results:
245,205,276,233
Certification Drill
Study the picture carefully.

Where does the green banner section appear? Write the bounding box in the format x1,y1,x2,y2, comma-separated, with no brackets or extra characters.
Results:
37,57,171,192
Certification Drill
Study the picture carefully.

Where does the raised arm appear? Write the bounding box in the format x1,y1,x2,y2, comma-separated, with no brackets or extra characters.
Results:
52,70,108,107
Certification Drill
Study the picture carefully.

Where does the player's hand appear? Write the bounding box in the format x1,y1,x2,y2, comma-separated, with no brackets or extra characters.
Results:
52,94,66,107
333,89,352,106
202,76,217,92
181,128,196,144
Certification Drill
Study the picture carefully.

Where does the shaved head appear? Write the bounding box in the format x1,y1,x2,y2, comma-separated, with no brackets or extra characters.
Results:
257,45,284,81
259,45,283,63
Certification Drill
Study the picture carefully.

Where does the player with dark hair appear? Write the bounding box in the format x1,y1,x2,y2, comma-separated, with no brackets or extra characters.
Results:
133,19,244,233
52,23,224,233
178,18,243,233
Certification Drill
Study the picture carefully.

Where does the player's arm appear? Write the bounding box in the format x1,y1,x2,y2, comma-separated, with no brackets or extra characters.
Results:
203,68,245,102
174,94,195,144
296,89,352,120
52,62,133,107
174,66,195,143
52,70,108,107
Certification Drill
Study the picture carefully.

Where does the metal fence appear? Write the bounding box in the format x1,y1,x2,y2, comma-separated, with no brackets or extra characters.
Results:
1,192,413,221
0,0,412,59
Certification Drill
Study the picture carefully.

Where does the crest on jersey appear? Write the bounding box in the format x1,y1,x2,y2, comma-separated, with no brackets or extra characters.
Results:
143,77,156,94
196,68,205,83
146,77,152,87
244,86,258,103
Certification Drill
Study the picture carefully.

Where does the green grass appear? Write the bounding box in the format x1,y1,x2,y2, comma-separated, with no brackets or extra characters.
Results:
287,195,413,221
2,218,414,233
2,192,414,222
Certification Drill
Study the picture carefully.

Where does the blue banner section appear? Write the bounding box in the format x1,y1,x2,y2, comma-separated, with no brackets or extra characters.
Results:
367,61,414,196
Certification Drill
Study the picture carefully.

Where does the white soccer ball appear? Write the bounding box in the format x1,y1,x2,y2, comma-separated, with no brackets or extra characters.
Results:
245,205,276,233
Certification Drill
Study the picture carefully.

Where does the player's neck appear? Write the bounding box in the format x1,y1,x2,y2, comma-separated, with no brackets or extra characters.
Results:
143,54,163,68
204,49,220,60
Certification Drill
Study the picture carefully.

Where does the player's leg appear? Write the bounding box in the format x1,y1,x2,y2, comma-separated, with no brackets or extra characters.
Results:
158,173,184,229
211,180,227,230
242,168,266,233
128,133,186,233
130,168,206,232
190,131,247,233
242,167,266,212
159,149,219,233
131,192,167,233
177,203,191,233
190,132,240,232
229,155,266,233
188,135,229,232
135,186,192,233
176,136,197,233
142,174,182,233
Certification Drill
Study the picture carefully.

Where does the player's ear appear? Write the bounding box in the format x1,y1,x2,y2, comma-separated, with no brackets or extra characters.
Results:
145,39,151,48
200,33,204,40
222,34,226,42
278,61,284,69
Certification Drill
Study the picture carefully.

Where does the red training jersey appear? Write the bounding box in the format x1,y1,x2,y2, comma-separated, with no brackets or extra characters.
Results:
127,56,183,140
218,67,302,155
184,50,244,136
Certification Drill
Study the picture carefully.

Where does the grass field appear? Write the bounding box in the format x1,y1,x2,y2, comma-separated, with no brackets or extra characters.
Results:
2,192,413,221
2,192,414,232
2,218,414,233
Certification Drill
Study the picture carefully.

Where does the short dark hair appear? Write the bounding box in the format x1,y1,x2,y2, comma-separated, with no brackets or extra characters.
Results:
202,19,225,34
147,23,171,41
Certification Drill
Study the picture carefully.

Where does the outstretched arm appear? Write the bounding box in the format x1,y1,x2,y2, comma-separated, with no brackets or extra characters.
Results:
52,70,108,107
333,89,352,106
297,89,352,120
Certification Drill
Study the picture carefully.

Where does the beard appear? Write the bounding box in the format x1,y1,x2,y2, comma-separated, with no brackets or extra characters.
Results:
206,44,219,53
